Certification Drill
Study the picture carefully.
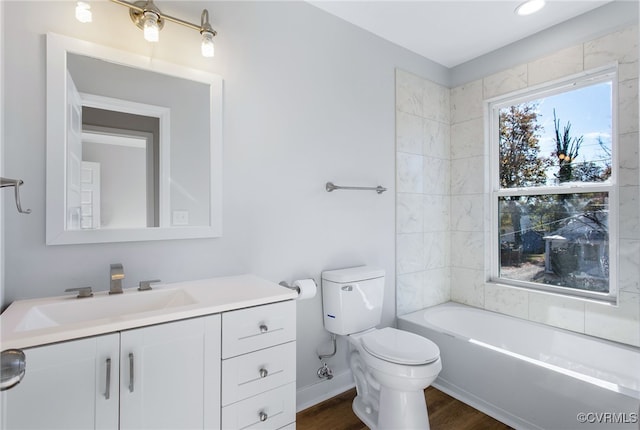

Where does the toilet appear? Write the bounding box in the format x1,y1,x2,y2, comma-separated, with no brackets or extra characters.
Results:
322,265,441,430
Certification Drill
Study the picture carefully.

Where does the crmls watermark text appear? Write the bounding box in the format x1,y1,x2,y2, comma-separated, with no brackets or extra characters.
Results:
577,412,639,424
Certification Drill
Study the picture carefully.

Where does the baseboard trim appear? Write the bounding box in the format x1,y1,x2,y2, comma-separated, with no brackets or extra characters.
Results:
296,370,355,412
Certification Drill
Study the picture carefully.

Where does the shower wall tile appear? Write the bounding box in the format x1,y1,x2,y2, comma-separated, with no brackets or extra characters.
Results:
396,152,424,193
619,133,639,187
423,194,450,232
528,292,585,333
450,118,484,159
397,271,425,316
585,291,640,346
423,119,450,159
397,193,423,234
584,25,638,81
618,60,640,83
450,231,484,270
423,79,450,124
619,79,639,135
450,194,484,232
451,267,485,308
396,233,424,274
424,231,450,269
422,267,451,308
396,111,424,155
619,186,640,240
484,284,528,319
396,69,424,116
527,44,584,86
423,156,450,195
450,156,485,195
450,79,483,124
396,70,451,316
483,64,527,99
619,239,640,293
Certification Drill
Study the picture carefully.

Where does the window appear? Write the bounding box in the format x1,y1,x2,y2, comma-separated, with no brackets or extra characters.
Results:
489,67,617,302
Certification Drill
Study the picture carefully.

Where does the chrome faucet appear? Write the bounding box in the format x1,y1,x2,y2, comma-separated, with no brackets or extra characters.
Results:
109,263,125,294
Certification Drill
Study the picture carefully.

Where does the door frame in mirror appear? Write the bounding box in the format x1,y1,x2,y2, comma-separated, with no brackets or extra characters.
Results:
46,33,223,244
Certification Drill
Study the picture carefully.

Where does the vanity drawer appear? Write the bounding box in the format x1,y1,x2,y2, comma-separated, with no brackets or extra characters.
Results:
221,382,295,430
222,341,296,406
222,300,296,358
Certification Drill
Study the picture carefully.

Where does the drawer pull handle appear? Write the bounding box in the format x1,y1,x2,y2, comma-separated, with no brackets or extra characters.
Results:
259,411,268,422
259,368,268,378
128,352,135,393
104,358,111,399
259,324,268,333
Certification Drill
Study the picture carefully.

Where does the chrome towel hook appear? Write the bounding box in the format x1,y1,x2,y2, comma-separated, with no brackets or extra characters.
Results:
1,177,31,214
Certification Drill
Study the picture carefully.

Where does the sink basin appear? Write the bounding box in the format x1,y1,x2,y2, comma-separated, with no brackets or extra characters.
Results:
15,288,197,332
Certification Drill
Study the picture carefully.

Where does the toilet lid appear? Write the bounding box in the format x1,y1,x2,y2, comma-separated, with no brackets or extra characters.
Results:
361,327,440,365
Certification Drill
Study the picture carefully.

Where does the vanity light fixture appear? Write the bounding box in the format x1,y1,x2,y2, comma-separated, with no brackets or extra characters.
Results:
110,0,217,56
515,0,546,16
75,1,92,23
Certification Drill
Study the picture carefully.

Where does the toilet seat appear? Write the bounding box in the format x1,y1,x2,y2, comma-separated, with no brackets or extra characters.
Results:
361,327,440,365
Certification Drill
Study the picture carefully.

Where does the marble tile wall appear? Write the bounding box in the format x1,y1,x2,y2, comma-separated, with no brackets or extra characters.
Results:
397,25,639,346
449,25,640,346
396,69,451,315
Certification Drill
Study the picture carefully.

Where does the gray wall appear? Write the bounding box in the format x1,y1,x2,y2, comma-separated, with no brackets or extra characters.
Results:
2,0,446,407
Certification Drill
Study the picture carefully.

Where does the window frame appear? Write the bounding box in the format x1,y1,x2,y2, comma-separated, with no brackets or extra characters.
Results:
487,65,619,304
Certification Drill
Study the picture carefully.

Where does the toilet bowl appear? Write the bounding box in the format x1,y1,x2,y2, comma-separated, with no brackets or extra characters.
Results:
348,327,441,429
322,265,442,429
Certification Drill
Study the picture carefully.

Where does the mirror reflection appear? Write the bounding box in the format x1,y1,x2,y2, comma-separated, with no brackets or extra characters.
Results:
66,52,210,230
46,33,223,244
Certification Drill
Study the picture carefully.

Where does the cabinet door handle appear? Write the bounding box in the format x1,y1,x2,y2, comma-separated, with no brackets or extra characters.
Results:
259,324,268,333
104,358,111,399
259,411,268,422
259,368,268,378
128,353,135,393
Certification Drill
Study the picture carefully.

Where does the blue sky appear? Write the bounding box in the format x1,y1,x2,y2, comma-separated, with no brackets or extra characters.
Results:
535,81,612,168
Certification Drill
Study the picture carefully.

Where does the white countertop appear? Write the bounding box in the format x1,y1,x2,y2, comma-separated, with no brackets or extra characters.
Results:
1,275,297,350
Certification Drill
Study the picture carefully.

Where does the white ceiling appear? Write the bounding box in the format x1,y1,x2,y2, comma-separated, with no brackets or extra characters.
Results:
308,1,612,68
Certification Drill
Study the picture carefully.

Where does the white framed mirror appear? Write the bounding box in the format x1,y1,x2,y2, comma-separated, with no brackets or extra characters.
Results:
46,33,222,244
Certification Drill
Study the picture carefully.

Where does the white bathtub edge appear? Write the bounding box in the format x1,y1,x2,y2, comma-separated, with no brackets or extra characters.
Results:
433,377,543,430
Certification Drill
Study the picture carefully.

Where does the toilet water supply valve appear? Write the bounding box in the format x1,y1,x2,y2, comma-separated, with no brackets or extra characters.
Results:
316,333,337,380
317,362,333,380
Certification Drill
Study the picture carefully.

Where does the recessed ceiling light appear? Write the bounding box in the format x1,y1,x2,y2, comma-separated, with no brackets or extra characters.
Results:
515,0,546,16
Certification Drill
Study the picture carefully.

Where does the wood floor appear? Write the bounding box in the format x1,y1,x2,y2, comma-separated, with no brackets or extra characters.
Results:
297,387,512,430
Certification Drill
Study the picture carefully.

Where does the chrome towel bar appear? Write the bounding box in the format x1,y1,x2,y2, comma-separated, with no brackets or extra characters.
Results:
325,181,387,194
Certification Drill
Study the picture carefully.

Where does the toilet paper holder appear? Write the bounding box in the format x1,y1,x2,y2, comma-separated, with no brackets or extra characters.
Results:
279,279,318,300
278,281,300,294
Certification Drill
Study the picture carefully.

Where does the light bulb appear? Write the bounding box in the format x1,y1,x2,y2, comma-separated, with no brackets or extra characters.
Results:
201,32,215,57
75,2,92,23
142,11,160,42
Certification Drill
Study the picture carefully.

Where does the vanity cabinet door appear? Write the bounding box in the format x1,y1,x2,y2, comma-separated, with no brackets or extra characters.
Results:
119,315,221,430
0,334,120,430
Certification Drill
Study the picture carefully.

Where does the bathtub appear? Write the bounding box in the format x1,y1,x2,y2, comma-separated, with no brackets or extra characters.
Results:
398,302,640,430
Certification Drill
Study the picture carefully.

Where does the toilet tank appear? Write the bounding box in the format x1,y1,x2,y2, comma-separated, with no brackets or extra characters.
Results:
321,266,385,335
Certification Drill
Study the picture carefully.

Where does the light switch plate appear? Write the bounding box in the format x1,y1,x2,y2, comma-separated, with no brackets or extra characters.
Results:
172,210,189,226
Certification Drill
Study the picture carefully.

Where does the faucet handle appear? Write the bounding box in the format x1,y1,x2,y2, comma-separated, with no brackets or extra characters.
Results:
138,279,161,291
65,287,93,298
110,263,124,280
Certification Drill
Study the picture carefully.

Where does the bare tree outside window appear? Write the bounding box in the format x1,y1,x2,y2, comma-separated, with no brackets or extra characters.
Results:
496,80,613,295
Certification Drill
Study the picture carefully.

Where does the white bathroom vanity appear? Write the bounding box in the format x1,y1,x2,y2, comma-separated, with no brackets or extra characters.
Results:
0,275,297,430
